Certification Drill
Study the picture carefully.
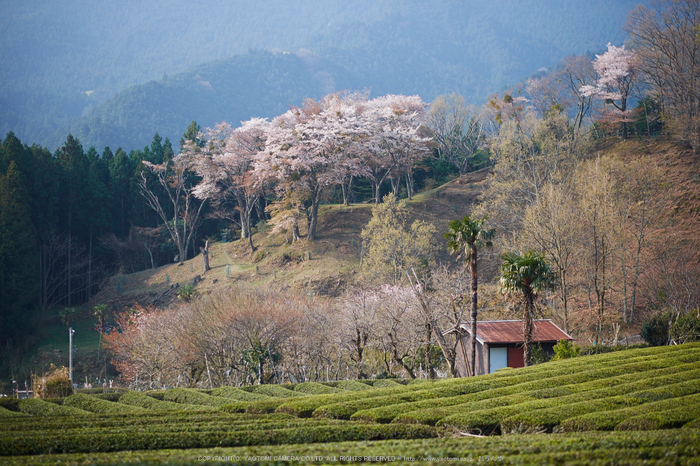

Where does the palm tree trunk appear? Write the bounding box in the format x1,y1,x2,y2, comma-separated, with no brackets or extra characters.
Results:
523,290,534,366
470,250,478,377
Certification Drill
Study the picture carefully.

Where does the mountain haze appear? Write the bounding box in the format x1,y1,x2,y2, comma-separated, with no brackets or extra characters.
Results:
1,0,643,151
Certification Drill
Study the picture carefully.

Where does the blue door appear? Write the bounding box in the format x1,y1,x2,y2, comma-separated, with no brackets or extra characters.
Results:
489,347,508,373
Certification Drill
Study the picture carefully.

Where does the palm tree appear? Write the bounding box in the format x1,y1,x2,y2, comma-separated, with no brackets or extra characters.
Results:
498,250,556,366
445,214,494,376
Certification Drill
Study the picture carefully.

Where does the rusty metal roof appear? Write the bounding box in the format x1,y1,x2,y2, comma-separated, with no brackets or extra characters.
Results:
459,320,572,344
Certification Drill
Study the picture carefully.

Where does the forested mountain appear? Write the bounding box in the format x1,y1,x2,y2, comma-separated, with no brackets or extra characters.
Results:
1,0,642,151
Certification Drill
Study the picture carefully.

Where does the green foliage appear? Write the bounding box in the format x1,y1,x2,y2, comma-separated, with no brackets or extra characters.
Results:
0,160,39,347
63,393,147,415
552,340,581,360
176,283,198,302
17,398,92,416
326,380,374,391
250,385,305,398
160,388,231,408
0,345,699,463
361,193,437,283
293,382,345,395
209,386,273,401
0,418,437,456
530,343,554,364
118,391,214,411
641,313,670,346
670,311,700,344
444,214,494,264
634,96,663,136
498,250,557,297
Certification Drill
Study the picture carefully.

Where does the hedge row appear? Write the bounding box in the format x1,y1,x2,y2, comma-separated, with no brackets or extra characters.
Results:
0,411,292,433
0,422,437,456
324,380,374,391
209,386,272,401
561,391,700,432
497,370,700,434
249,384,305,398
0,406,25,417
63,394,147,415
1,417,352,440
18,398,93,417
388,359,700,426
4,429,698,465
293,382,345,395
118,391,214,411
439,372,700,434
160,388,231,407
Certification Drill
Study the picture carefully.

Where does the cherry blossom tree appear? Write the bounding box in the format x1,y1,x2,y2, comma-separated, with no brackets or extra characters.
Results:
580,43,640,139
363,95,430,202
192,119,269,251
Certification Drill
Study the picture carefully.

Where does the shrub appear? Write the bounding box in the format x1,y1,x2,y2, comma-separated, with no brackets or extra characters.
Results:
552,340,580,360
670,311,700,344
530,343,554,364
33,365,73,399
641,313,670,346
176,283,198,302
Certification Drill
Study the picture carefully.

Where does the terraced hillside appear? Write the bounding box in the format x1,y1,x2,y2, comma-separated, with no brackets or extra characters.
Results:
1,344,699,464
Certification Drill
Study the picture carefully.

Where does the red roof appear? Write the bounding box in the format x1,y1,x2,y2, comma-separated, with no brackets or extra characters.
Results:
460,320,572,344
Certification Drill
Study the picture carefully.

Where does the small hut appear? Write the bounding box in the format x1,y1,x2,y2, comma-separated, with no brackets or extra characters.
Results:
455,319,573,377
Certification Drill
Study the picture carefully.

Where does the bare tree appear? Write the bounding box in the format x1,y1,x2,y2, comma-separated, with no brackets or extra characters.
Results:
139,150,206,265
426,93,486,175
627,0,700,151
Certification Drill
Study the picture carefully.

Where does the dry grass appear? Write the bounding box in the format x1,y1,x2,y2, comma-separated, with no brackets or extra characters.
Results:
89,169,491,312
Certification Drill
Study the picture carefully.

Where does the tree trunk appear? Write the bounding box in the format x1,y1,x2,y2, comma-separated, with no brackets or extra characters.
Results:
470,249,478,377
200,240,210,274
292,221,300,243
307,188,321,241
523,290,534,367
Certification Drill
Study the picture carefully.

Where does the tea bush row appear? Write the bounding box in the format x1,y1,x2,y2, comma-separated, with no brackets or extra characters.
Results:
209,386,272,401
63,394,147,415
18,398,93,416
118,391,214,411
438,375,700,434
372,358,700,425
4,429,698,465
159,388,231,407
0,422,437,456
293,382,345,395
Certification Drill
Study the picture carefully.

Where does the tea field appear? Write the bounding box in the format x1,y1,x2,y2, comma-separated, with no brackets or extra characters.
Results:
1,344,699,465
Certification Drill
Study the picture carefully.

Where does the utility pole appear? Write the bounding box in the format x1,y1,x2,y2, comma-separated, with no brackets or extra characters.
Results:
69,327,75,390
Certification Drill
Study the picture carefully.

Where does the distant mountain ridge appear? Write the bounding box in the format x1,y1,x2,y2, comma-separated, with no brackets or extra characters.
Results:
62,50,355,152
1,0,644,151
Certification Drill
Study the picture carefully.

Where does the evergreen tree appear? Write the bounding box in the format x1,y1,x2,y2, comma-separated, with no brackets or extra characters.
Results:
0,162,39,347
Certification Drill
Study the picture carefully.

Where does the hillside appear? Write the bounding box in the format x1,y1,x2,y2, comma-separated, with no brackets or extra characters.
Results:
1,0,641,151
91,168,491,313
0,344,699,463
